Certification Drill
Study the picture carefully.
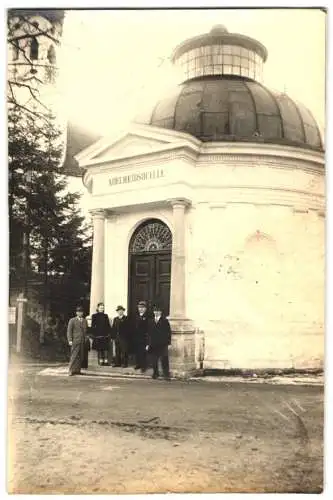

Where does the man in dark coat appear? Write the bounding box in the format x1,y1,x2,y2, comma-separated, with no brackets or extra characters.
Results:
133,301,150,372
67,306,88,376
147,305,172,380
111,305,130,367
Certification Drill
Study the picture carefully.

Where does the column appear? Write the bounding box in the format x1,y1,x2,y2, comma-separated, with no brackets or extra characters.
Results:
167,198,197,377
89,209,106,316
169,198,190,319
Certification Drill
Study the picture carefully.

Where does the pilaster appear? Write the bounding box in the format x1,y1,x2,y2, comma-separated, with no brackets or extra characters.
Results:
167,198,196,376
89,209,107,316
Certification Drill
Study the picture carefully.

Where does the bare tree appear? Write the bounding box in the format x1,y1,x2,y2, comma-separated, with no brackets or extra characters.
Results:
7,9,64,119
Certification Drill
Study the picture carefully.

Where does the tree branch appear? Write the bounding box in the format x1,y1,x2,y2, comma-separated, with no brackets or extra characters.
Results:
7,14,60,118
8,15,59,44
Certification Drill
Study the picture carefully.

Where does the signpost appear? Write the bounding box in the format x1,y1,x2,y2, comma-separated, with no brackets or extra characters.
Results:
8,307,16,325
16,293,28,353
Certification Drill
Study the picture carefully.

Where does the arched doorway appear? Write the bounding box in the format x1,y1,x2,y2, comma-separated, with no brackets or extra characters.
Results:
128,219,172,317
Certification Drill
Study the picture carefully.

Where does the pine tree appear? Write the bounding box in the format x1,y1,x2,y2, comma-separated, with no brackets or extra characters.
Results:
8,104,91,322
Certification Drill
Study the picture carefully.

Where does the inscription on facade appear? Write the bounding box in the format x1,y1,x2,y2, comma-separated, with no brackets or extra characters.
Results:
109,168,164,186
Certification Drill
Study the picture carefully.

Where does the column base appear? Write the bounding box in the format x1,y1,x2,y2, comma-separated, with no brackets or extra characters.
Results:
168,318,197,378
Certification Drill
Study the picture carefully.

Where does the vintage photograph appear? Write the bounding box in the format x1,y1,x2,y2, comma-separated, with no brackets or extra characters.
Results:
7,7,325,494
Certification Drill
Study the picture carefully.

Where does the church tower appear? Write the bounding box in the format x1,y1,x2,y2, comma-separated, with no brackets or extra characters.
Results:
7,9,65,116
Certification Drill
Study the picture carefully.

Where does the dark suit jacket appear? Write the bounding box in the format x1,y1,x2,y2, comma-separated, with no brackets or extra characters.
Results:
111,315,130,340
148,316,172,351
134,313,149,345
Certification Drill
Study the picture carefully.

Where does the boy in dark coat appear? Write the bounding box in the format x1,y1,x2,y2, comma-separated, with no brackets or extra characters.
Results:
147,305,172,380
111,305,130,367
134,300,150,372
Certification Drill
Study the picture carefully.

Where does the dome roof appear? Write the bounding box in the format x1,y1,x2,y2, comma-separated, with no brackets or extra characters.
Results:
136,76,322,151
135,25,323,151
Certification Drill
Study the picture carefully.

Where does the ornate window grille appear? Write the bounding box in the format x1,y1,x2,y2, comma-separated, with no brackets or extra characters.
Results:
130,219,172,254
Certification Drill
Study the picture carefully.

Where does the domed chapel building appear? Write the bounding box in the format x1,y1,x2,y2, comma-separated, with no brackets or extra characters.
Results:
73,25,325,375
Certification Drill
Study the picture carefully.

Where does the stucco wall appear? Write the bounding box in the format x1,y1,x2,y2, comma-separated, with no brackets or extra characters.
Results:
81,127,325,370
186,163,324,370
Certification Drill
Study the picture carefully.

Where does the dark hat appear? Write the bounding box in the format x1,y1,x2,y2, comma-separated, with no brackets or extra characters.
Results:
138,301,147,307
76,306,84,312
153,304,162,312
116,305,125,311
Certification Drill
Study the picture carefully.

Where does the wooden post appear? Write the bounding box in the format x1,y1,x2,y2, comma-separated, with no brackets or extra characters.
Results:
16,293,28,353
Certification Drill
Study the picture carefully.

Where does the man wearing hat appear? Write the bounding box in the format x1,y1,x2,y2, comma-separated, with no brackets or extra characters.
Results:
111,305,130,367
67,306,88,376
133,300,150,372
147,305,172,380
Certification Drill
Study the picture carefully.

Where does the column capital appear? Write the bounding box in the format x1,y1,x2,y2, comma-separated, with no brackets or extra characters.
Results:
167,198,191,208
89,208,107,219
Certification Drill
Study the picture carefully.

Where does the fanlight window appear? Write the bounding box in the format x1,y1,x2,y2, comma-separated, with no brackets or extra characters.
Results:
130,220,172,254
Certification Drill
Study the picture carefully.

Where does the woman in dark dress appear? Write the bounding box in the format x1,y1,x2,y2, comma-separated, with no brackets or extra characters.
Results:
111,305,131,367
91,303,112,366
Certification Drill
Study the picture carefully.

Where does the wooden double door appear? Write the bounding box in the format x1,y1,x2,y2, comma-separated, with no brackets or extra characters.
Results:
129,251,171,317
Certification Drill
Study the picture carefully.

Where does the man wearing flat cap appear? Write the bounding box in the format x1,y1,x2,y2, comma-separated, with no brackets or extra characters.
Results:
147,304,172,380
67,305,88,376
133,300,150,372
111,305,130,367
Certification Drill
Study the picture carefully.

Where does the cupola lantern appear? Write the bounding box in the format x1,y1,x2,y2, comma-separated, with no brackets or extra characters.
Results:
172,25,268,83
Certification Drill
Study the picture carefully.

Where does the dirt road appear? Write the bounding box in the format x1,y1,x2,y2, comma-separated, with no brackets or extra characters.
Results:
7,364,324,493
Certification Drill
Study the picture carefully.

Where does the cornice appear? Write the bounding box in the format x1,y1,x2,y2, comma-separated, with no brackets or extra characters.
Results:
199,141,325,163
196,154,324,175
88,183,324,214
81,144,197,171
82,146,324,178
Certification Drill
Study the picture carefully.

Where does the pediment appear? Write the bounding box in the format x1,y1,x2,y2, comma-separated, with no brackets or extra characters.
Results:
74,124,201,168
92,133,169,161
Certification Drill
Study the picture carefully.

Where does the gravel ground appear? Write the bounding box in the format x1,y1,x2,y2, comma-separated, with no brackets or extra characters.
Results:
7,365,324,494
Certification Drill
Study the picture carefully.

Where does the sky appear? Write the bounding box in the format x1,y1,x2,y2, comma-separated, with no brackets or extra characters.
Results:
56,8,326,209
58,8,326,137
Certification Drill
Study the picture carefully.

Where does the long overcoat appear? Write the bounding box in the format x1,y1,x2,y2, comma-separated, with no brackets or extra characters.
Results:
147,316,172,353
134,313,150,347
